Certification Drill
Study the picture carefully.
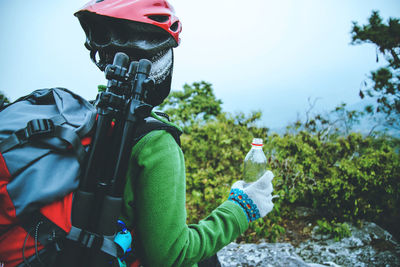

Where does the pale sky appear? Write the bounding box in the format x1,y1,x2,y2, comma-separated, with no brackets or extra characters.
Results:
1,0,399,129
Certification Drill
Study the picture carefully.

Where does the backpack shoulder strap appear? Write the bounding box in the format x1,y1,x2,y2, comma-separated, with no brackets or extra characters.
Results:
133,112,182,147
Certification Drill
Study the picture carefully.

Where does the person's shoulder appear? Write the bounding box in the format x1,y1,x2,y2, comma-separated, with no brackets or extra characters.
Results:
133,111,183,147
150,111,183,136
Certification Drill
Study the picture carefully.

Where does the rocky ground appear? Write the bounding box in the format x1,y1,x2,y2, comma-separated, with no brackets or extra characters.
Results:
217,207,400,267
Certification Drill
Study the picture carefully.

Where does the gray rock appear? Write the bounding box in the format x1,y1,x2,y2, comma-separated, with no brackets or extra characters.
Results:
296,221,400,267
295,206,317,219
217,242,325,267
217,222,400,267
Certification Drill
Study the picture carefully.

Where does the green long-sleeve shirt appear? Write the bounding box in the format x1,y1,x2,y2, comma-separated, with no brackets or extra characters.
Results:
120,125,248,266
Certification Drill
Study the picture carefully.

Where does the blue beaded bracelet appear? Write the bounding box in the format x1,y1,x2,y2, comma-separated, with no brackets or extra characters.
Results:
228,188,261,222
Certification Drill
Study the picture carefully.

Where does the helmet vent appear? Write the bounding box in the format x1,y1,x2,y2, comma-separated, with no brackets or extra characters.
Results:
147,15,169,23
170,21,179,32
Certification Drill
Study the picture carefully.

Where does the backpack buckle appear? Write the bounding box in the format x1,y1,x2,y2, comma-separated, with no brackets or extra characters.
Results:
78,230,104,251
26,119,55,139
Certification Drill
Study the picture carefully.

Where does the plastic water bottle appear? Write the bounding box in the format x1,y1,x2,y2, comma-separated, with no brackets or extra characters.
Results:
243,138,267,183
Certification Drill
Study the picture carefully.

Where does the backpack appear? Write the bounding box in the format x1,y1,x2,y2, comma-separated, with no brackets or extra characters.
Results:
0,88,181,266
0,88,96,266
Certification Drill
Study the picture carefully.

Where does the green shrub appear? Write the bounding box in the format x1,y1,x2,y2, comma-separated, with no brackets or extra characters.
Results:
316,219,351,241
266,131,400,239
164,82,400,242
182,112,268,223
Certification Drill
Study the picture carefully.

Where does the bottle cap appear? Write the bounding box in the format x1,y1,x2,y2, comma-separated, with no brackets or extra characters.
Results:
251,138,263,147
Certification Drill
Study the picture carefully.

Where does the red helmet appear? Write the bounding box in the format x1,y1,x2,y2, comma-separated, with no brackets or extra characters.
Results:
76,0,181,45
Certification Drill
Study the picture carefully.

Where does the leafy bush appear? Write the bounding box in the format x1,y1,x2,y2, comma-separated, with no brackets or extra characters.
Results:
0,91,10,105
182,112,267,222
159,81,223,131
316,219,351,241
266,130,400,237
163,81,400,243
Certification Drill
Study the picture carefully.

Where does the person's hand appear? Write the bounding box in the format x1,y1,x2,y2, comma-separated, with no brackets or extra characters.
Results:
228,171,275,222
